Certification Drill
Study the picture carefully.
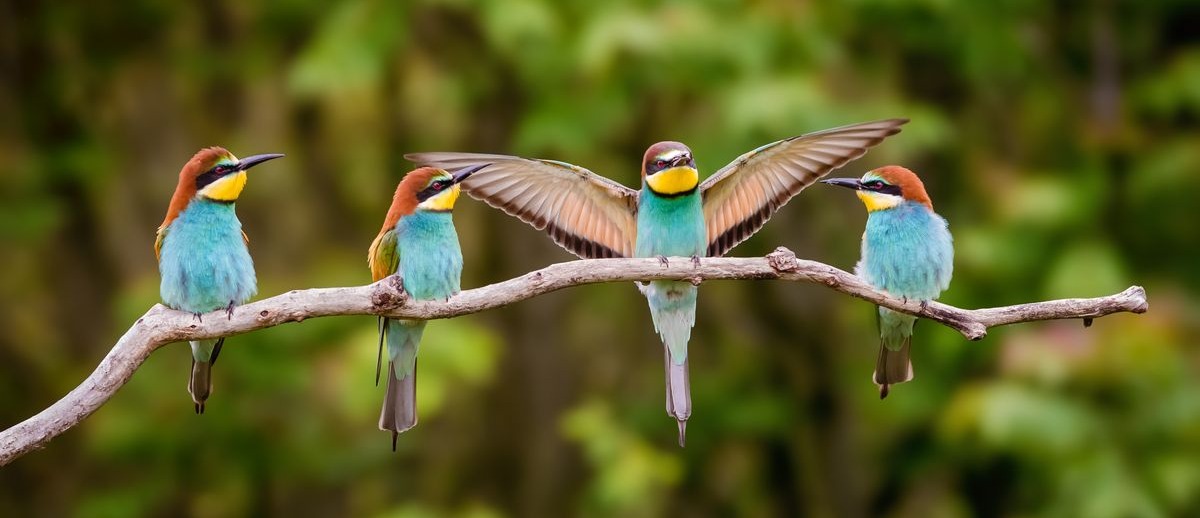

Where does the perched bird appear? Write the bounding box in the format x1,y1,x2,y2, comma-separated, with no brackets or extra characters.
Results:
369,164,486,449
156,147,284,413
408,119,907,445
820,165,953,398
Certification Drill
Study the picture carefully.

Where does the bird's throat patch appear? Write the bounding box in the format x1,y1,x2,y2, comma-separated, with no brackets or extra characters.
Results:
646,166,698,196
419,184,461,211
857,190,902,212
199,171,247,202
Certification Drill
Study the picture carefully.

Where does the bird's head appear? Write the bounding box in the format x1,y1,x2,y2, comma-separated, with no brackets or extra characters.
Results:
182,147,284,202
820,165,933,212
381,164,486,227
642,141,698,196
159,147,284,231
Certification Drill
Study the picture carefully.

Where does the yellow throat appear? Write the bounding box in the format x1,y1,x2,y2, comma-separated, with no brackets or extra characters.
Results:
646,166,699,195
199,171,248,202
856,190,902,212
419,183,461,211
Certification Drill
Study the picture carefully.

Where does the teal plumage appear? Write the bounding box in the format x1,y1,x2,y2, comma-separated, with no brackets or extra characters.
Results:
823,166,953,398
160,199,256,412
635,184,706,433
857,200,953,301
383,210,463,383
155,147,282,413
370,165,481,447
395,211,464,301
159,199,257,314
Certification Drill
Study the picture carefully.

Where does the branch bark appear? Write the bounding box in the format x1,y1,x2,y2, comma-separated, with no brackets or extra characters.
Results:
0,247,1148,466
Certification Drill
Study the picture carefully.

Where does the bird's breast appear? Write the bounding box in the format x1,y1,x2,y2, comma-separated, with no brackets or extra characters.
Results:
858,204,953,299
158,199,256,313
635,191,706,258
396,211,463,301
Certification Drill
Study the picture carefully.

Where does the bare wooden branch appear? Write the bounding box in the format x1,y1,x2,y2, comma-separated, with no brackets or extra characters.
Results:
0,247,1147,466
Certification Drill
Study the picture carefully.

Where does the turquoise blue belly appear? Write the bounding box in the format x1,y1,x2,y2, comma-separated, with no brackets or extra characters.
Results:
395,211,463,301
159,199,257,313
857,203,953,300
634,190,706,258
387,210,463,373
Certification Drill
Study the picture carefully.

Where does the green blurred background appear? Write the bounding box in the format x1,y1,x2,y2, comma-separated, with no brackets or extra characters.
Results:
2,0,1198,516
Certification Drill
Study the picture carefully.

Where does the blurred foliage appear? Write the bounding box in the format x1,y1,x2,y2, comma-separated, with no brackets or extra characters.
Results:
1,0,1198,516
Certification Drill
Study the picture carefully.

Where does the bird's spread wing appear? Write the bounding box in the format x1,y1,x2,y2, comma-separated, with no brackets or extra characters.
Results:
700,119,908,257
368,228,400,282
406,152,639,258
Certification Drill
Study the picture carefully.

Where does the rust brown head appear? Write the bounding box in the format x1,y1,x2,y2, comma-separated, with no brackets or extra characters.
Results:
820,165,933,212
871,165,932,209
641,141,698,196
378,164,489,232
159,147,284,230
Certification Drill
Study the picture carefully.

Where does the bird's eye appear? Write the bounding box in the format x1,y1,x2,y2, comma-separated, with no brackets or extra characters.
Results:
656,160,665,168
868,181,885,190
432,182,444,191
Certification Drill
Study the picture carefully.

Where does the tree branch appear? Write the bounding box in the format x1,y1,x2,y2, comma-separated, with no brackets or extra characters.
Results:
0,247,1148,465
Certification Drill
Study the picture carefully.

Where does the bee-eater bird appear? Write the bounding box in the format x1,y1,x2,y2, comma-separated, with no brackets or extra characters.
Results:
408,118,907,445
820,165,953,399
368,164,486,449
156,147,283,414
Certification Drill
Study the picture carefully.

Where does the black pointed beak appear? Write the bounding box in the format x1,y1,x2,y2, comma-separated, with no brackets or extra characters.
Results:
820,178,862,190
451,163,489,184
235,153,285,172
669,153,691,168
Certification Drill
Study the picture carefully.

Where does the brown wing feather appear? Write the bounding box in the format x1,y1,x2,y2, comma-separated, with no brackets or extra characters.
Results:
700,119,908,257
405,152,639,258
368,229,400,282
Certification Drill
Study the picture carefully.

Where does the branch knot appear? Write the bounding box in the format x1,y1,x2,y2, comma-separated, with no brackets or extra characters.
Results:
766,247,799,273
370,275,408,312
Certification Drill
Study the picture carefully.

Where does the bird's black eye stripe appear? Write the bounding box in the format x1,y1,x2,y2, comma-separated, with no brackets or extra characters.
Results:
195,164,232,190
862,180,902,196
647,157,692,174
416,180,452,202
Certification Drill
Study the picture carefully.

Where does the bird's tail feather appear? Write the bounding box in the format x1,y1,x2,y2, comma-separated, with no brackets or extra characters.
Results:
375,317,385,386
646,281,696,447
873,336,913,399
379,361,418,450
188,338,224,414
664,349,691,447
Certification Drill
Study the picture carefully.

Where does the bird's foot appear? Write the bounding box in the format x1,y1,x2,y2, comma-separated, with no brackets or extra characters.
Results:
901,295,908,304
193,313,203,323
656,255,669,267
919,300,929,312
690,255,701,268
225,300,236,320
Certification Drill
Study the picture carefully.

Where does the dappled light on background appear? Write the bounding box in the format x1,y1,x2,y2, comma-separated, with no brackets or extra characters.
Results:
0,0,1197,516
